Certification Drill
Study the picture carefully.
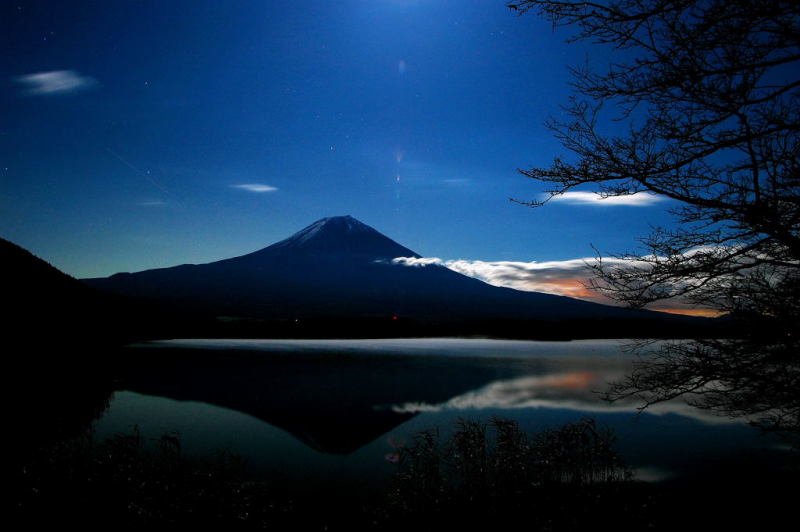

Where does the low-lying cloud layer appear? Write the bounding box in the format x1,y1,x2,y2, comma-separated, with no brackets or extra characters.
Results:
392,255,618,304
392,256,718,316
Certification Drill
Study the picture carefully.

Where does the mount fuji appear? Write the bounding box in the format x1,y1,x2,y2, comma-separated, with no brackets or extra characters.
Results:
82,215,681,332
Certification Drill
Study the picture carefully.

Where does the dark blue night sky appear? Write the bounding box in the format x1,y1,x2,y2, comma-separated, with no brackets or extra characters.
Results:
2,0,680,307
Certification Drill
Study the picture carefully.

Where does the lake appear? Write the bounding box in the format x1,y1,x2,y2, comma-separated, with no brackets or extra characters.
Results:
93,338,789,495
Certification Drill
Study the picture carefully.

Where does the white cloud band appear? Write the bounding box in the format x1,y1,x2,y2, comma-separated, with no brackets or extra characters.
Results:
391,255,717,315
392,255,616,302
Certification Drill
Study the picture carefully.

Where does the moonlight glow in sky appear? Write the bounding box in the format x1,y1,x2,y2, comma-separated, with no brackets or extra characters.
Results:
2,0,689,310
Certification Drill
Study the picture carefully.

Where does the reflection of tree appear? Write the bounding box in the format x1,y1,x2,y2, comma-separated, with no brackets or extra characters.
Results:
509,0,800,436
608,336,799,435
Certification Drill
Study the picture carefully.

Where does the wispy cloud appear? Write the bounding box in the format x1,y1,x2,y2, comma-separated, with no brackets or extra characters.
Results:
549,191,665,207
230,183,278,193
138,200,166,207
14,70,98,95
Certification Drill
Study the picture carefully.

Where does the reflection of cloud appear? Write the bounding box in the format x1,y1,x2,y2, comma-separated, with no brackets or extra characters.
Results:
549,191,665,207
14,70,98,95
546,371,596,389
230,183,278,193
392,372,611,413
391,373,741,425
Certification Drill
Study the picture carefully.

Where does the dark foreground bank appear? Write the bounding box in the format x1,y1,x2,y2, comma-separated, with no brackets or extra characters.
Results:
11,409,798,532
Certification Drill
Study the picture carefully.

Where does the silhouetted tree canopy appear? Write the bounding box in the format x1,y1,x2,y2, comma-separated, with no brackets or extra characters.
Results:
510,0,799,435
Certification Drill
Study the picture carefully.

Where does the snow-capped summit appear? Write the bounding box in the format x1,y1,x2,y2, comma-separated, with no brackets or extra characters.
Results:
248,215,420,260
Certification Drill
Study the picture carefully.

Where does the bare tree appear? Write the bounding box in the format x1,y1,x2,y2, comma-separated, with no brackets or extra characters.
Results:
509,0,800,435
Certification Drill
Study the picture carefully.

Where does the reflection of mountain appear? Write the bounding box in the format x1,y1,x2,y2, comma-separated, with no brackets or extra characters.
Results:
118,345,537,454
84,216,677,329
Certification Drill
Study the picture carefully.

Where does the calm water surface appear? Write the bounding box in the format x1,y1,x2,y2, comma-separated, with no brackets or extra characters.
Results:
93,338,787,492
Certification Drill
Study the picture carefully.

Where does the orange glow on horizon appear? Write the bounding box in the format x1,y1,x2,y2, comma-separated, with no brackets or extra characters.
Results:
531,278,599,299
650,307,725,318
541,371,595,390
525,277,723,317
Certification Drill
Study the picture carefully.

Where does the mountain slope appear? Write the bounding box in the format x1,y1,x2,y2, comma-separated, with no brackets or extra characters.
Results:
1,237,209,347
2,237,110,344
82,215,673,327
